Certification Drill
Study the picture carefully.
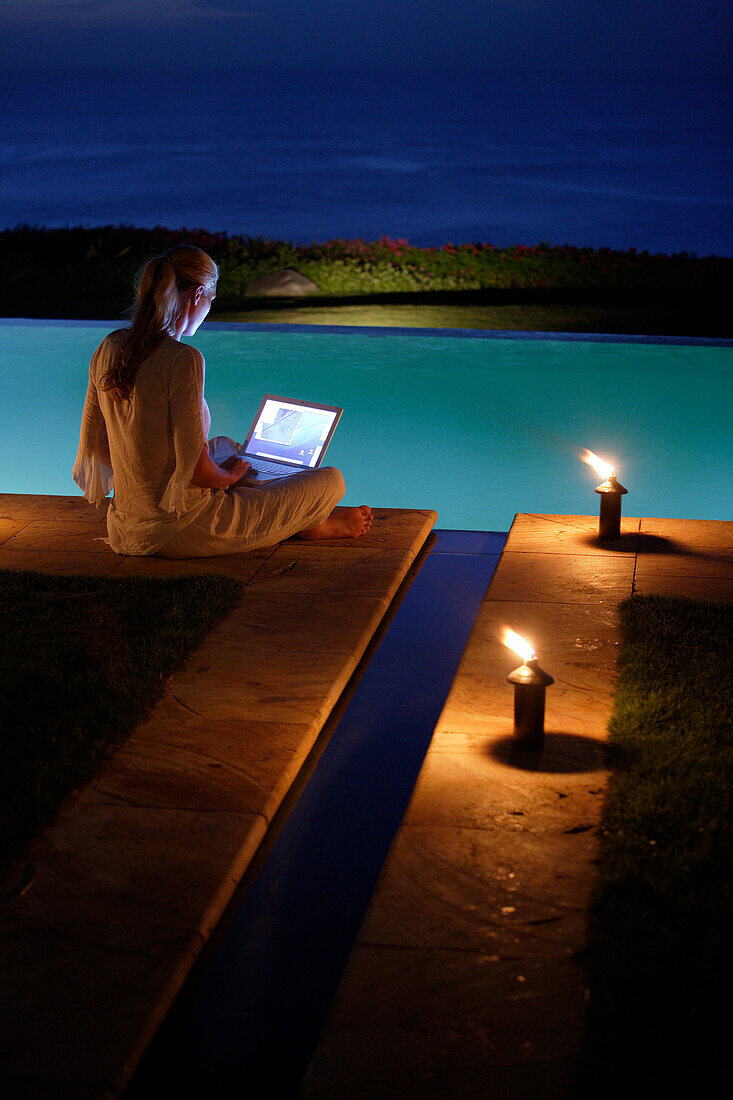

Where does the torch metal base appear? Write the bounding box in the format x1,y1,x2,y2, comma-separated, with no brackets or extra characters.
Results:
595,473,627,541
513,684,546,751
598,494,622,540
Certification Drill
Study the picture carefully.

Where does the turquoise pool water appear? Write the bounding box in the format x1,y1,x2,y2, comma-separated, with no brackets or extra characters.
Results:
2,321,731,531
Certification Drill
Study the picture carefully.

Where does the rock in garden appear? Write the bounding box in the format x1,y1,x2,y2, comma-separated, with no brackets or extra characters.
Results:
245,269,320,296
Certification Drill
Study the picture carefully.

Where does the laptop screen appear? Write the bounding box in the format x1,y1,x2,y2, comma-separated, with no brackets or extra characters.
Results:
243,395,342,469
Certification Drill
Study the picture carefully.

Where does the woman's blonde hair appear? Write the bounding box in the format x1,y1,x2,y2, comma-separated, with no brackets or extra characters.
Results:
102,245,218,400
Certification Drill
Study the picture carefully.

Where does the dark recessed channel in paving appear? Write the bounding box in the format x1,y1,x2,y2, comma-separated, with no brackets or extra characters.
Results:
126,530,506,1099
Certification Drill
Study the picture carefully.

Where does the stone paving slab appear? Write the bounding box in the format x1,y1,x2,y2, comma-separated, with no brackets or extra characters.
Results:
302,514,732,1100
487,549,636,604
0,495,436,1100
0,547,126,575
0,494,110,524
639,516,733,548
500,512,640,556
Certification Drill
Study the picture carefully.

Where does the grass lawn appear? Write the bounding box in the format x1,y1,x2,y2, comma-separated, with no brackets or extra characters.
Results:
581,594,733,1094
0,569,242,886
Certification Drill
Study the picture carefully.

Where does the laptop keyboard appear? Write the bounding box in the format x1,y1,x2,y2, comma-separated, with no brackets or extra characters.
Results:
247,458,298,479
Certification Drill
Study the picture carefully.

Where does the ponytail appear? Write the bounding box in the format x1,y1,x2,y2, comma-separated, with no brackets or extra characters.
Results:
101,245,218,400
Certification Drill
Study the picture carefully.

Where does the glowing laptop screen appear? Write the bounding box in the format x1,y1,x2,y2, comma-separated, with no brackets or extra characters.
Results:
244,396,341,468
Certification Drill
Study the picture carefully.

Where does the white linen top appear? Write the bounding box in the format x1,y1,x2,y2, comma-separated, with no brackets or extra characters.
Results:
73,330,214,555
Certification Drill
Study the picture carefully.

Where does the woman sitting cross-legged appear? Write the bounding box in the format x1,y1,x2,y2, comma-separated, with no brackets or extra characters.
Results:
73,245,372,556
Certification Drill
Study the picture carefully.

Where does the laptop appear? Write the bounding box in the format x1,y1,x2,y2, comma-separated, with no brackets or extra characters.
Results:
240,394,343,481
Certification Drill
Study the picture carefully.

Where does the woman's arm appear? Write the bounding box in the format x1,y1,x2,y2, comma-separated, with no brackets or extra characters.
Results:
73,350,114,503
189,444,251,489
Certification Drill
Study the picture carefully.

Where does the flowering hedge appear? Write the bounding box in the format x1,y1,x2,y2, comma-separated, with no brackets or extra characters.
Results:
1,225,729,316
291,237,731,293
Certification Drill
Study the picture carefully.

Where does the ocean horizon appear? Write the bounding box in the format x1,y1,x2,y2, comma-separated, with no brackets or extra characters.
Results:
2,65,730,256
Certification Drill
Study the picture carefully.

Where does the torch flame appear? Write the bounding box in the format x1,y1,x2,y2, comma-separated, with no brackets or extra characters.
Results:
501,627,536,663
579,448,615,480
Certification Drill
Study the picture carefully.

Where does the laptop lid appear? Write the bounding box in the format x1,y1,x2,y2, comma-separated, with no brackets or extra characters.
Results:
242,394,343,470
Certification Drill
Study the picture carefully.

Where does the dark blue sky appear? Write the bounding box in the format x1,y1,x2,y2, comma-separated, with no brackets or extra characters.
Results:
1,1,729,251
0,0,729,77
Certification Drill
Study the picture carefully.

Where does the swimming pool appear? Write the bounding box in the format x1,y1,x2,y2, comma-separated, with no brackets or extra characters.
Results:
2,320,731,530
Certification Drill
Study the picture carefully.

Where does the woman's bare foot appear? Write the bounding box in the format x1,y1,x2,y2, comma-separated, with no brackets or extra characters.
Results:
298,505,373,540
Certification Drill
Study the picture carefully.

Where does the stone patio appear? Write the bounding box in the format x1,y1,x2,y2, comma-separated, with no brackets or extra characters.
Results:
1,503,729,1098
0,494,437,1100
302,513,733,1099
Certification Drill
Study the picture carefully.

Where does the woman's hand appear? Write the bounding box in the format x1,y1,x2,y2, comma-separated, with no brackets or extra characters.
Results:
219,455,252,486
190,445,251,489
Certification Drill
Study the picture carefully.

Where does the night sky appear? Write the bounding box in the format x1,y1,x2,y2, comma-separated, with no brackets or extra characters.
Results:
1,0,729,76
